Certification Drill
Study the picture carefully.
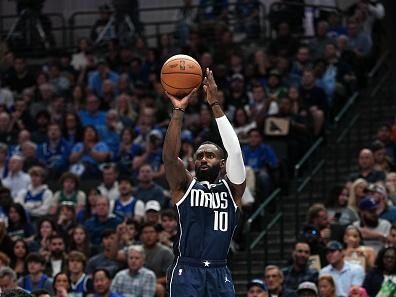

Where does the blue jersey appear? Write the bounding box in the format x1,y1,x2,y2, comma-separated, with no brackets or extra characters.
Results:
174,178,238,260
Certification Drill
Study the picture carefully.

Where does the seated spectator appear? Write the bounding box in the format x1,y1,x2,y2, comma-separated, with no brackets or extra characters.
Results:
140,222,173,296
2,154,31,198
133,164,166,207
62,111,84,147
318,275,337,297
0,143,8,179
21,141,45,173
7,202,34,241
10,239,29,277
320,241,365,297
347,287,368,297
309,21,333,60
346,18,372,58
371,140,395,173
289,46,313,86
264,265,295,297
114,95,137,129
67,251,94,297
29,218,57,256
44,235,68,277
56,202,77,236
86,230,124,277
111,245,156,297
37,123,71,178
114,127,143,176
18,253,53,294
115,218,140,249
31,111,51,144
362,246,396,297
159,209,178,249
281,240,318,292
69,126,111,179
350,148,386,183
353,196,391,253
0,267,19,291
83,196,122,247
374,123,396,160
112,176,144,222
0,112,17,145
52,272,71,297
71,37,91,72
78,95,106,131
69,225,92,258
265,70,288,114
88,59,119,98
98,163,120,202
76,188,100,225
246,278,268,297
233,107,256,145
343,225,375,271
144,201,161,225
92,268,122,297
99,110,122,158
3,56,35,94
15,166,53,220
367,183,396,223
242,128,279,198
325,184,358,226
348,178,369,212
296,282,318,297
52,172,86,215
48,64,71,95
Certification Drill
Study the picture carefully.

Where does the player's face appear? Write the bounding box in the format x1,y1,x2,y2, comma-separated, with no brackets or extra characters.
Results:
194,144,224,183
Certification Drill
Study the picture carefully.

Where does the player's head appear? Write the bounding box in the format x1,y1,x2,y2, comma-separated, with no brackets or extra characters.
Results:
194,141,225,183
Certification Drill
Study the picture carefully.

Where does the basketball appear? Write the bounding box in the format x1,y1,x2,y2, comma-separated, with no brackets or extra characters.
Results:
160,54,203,98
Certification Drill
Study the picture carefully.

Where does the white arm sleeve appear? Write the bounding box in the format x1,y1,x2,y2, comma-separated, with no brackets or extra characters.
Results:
215,116,246,184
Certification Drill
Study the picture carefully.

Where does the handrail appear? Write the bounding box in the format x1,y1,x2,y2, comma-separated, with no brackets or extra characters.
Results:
369,68,392,98
336,114,361,144
294,137,324,177
368,50,390,79
246,188,281,227
297,159,325,193
249,213,283,250
333,92,359,125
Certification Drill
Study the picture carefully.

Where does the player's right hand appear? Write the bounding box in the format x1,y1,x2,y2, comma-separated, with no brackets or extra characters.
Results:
165,88,197,110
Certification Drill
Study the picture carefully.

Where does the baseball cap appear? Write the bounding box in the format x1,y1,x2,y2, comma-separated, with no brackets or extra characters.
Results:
359,196,379,210
326,240,343,251
247,279,268,292
297,282,318,294
145,200,161,212
148,130,163,141
231,73,244,81
367,184,387,197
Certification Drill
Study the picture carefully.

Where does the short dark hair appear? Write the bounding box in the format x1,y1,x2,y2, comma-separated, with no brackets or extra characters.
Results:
93,268,111,280
26,252,46,265
161,209,177,220
2,289,34,297
31,289,50,297
101,229,116,241
49,234,64,243
141,221,160,233
199,141,225,159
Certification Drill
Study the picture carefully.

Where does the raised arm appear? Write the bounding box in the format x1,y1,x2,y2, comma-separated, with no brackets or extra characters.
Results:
162,90,196,204
203,68,246,206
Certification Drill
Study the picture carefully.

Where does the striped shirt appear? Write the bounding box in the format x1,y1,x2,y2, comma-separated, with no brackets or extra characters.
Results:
111,268,156,297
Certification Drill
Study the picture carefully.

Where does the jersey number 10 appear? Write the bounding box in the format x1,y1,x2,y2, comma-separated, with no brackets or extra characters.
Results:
214,211,228,231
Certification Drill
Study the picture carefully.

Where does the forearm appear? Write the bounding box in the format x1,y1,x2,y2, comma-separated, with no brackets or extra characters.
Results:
163,110,184,162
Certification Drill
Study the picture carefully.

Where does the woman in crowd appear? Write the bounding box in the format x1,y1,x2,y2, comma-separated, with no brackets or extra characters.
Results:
233,107,256,145
326,185,358,226
10,238,28,277
7,202,34,242
53,272,71,297
115,93,137,128
343,225,375,271
30,217,58,257
62,111,84,147
363,246,396,296
76,187,100,224
69,225,91,258
348,178,369,212
318,275,337,297
114,127,142,176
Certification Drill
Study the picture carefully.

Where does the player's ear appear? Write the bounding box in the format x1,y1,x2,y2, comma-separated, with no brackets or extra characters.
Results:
220,159,225,168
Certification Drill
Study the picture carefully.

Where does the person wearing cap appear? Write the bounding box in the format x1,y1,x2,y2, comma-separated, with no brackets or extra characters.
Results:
367,183,396,223
112,176,144,222
246,279,268,297
2,154,31,198
144,200,161,224
320,241,365,297
133,164,165,207
352,196,391,253
296,282,318,297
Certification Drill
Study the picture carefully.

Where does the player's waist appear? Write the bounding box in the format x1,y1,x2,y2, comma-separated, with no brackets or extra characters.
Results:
177,256,227,268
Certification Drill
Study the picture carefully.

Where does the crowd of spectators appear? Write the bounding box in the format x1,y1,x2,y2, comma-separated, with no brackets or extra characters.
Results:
0,0,391,297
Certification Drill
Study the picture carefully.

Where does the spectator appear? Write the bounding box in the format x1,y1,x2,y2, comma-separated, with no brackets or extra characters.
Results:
235,0,260,39
56,203,77,238
52,272,71,297
348,178,369,212
362,246,396,297
175,0,198,46
388,224,396,247
290,46,313,86
92,268,122,297
140,222,173,296
267,22,300,58
246,278,269,297
242,128,279,198
111,245,156,297
31,111,51,144
7,202,35,241
133,164,166,207
386,172,396,204
99,110,121,158
37,123,71,178
10,239,29,277
320,241,365,297
88,59,119,98
325,185,358,226
353,196,391,253
68,251,94,297
29,218,57,257
0,143,8,179
114,127,143,176
0,113,17,145
18,253,53,294
282,241,319,292
83,196,122,247
115,219,140,249
371,140,395,173
318,275,336,297
78,95,106,131
347,287,368,297
71,38,92,72
112,176,144,221
14,166,53,220
98,164,119,203
159,209,178,249
2,154,31,198
309,21,333,60
367,183,396,223
296,282,318,297
52,172,86,214
144,201,161,225
69,225,92,258
44,235,68,277
3,57,35,94
233,107,256,145
62,111,84,147
85,230,123,277
374,124,396,160
264,265,295,297
69,126,111,179
0,266,19,291
346,18,372,58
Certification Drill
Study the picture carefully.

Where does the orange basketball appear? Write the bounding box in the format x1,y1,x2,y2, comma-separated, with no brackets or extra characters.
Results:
161,54,203,98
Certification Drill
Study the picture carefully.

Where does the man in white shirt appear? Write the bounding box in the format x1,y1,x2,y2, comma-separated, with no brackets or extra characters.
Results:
320,241,365,297
2,154,31,198
98,164,119,202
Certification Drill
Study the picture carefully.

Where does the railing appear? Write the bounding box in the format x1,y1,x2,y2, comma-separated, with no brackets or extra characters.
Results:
245,188,283,280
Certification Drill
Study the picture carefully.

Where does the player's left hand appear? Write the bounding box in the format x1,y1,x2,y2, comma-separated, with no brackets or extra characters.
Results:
203,68,218,105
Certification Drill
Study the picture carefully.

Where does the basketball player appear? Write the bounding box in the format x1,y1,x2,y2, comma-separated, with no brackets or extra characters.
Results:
163,68,246,297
